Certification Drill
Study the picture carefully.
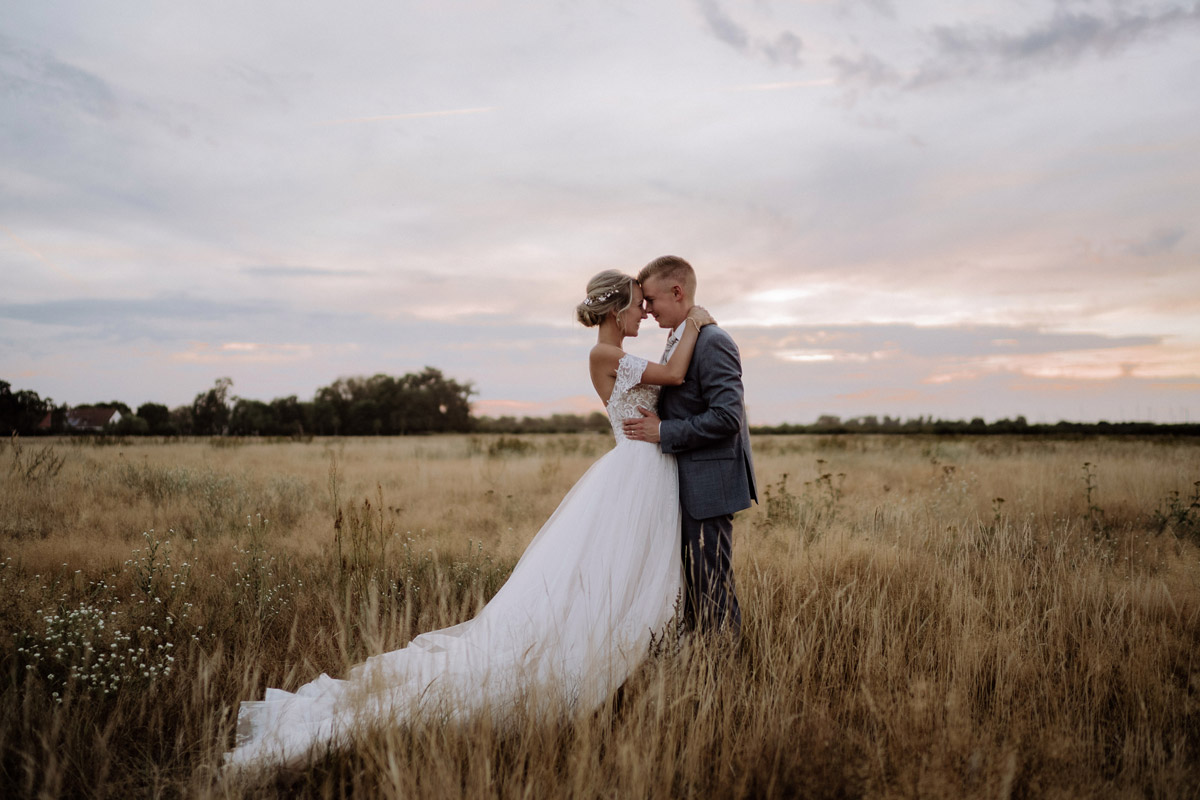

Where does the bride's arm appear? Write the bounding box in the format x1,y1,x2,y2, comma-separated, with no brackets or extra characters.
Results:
639,307,714,387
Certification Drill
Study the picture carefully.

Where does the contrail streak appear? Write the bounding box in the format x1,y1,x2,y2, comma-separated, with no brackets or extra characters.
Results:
318,106,497,126
0,223,86,287
727,79,835,91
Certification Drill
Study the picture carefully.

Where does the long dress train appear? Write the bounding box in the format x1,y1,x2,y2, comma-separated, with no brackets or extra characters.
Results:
224,354,680,769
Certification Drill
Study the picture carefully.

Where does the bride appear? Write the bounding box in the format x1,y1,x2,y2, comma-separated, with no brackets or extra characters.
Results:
223,270,714,769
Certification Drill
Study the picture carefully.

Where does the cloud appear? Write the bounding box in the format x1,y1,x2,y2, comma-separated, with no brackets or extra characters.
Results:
0,294,257,332
0,223,86,287
0,35,118,119
760,31,803,67
2,2,1197,425
223,62,301,110
241,265,373,278
924,343,1200,384
843,0,895,19
692,0,804,66
0,291,592,409
170,341,319,365
694,0,748,50
473,395,601,418
914,4,1200,85
1127,226,1187,257
731,323,1159,362
827,3,1200,92
731,322,1198,423
317,107,497,126
0,293,385,350
726,79,836,91
829,51,901,89
0,288,584,362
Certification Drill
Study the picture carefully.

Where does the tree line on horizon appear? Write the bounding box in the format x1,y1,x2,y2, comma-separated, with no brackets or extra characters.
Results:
748,413,1200,437
1,368,475,437
3,377,1197,438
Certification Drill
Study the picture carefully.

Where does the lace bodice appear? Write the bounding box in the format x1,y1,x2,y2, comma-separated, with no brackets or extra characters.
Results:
607,354,660,443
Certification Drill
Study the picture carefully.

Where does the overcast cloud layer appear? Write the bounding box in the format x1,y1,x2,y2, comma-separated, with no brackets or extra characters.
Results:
2,0,1198,424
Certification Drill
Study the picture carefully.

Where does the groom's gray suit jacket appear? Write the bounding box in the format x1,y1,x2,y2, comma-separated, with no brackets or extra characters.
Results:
658,325,757,520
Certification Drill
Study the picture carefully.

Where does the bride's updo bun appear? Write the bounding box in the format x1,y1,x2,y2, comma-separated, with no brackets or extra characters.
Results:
576,270,635,327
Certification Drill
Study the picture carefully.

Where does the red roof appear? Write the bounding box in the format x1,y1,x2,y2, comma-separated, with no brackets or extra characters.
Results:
66,407,120,430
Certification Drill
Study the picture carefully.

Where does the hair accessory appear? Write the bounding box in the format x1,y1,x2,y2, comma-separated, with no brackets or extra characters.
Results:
583,287,620,306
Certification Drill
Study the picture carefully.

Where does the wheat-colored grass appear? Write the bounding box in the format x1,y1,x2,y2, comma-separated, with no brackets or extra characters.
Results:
1,434,1197,798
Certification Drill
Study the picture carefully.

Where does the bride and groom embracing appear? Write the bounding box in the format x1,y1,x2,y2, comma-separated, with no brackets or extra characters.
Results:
224,255,757,770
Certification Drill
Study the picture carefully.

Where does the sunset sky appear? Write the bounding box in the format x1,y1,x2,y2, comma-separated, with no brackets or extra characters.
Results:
3,1,1198,424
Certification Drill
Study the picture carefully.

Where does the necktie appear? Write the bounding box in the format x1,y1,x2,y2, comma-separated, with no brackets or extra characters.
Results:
661,332,679,364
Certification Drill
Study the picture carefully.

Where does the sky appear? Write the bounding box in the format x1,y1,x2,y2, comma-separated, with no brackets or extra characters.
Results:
2,0,1198,425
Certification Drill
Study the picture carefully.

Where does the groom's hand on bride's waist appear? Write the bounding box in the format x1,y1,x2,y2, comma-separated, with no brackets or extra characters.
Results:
623,407,661,443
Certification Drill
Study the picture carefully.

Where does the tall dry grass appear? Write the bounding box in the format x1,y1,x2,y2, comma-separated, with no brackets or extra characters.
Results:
1,433,1197,798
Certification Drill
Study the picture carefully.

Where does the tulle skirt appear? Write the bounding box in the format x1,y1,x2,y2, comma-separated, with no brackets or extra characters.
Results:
224,439,682,769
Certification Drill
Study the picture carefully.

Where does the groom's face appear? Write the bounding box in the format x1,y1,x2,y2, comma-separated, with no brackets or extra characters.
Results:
640,276,687,330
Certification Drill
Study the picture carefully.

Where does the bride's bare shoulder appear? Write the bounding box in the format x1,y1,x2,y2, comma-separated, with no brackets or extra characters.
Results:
589,343,624,368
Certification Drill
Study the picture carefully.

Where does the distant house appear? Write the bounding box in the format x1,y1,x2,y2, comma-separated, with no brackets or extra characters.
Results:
65,407,122,432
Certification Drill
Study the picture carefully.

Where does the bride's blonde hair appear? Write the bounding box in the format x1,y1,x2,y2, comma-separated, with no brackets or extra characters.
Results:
576,270,636,327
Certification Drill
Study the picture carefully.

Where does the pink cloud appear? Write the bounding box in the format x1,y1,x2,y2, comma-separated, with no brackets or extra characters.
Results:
170,342,316,365
924,344,1200,385
472,394,602,418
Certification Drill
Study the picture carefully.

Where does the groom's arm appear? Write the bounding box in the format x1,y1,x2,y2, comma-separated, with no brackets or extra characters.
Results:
658,332,745,455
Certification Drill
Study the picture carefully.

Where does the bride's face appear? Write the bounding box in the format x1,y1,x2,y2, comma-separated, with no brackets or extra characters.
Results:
617,284,647,337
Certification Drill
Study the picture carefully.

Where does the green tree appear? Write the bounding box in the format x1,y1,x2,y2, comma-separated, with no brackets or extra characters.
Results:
136,403,176,435
169,405,194,435
310,368,475,435
111,415,150,435
192,377,233,436
229,398,279,435
312,381,349,435
269,395,310,436
89,400,133,417
0,381,52,435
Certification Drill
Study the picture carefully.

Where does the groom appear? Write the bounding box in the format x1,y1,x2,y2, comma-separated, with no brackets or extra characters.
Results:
623,255,757,639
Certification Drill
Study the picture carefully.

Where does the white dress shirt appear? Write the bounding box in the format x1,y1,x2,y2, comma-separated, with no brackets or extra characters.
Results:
658,321,688,438
661,321,687,363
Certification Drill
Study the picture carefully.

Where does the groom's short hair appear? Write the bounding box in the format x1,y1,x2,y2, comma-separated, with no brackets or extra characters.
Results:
638,255,696,301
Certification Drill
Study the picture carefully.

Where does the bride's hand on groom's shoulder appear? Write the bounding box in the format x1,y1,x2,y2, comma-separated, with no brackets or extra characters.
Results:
688,306,716,328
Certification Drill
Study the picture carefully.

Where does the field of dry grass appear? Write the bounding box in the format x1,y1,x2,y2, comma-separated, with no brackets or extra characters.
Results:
1,433,1198,798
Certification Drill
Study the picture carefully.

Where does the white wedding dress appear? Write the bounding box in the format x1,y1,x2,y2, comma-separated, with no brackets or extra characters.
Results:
224,354,682,769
